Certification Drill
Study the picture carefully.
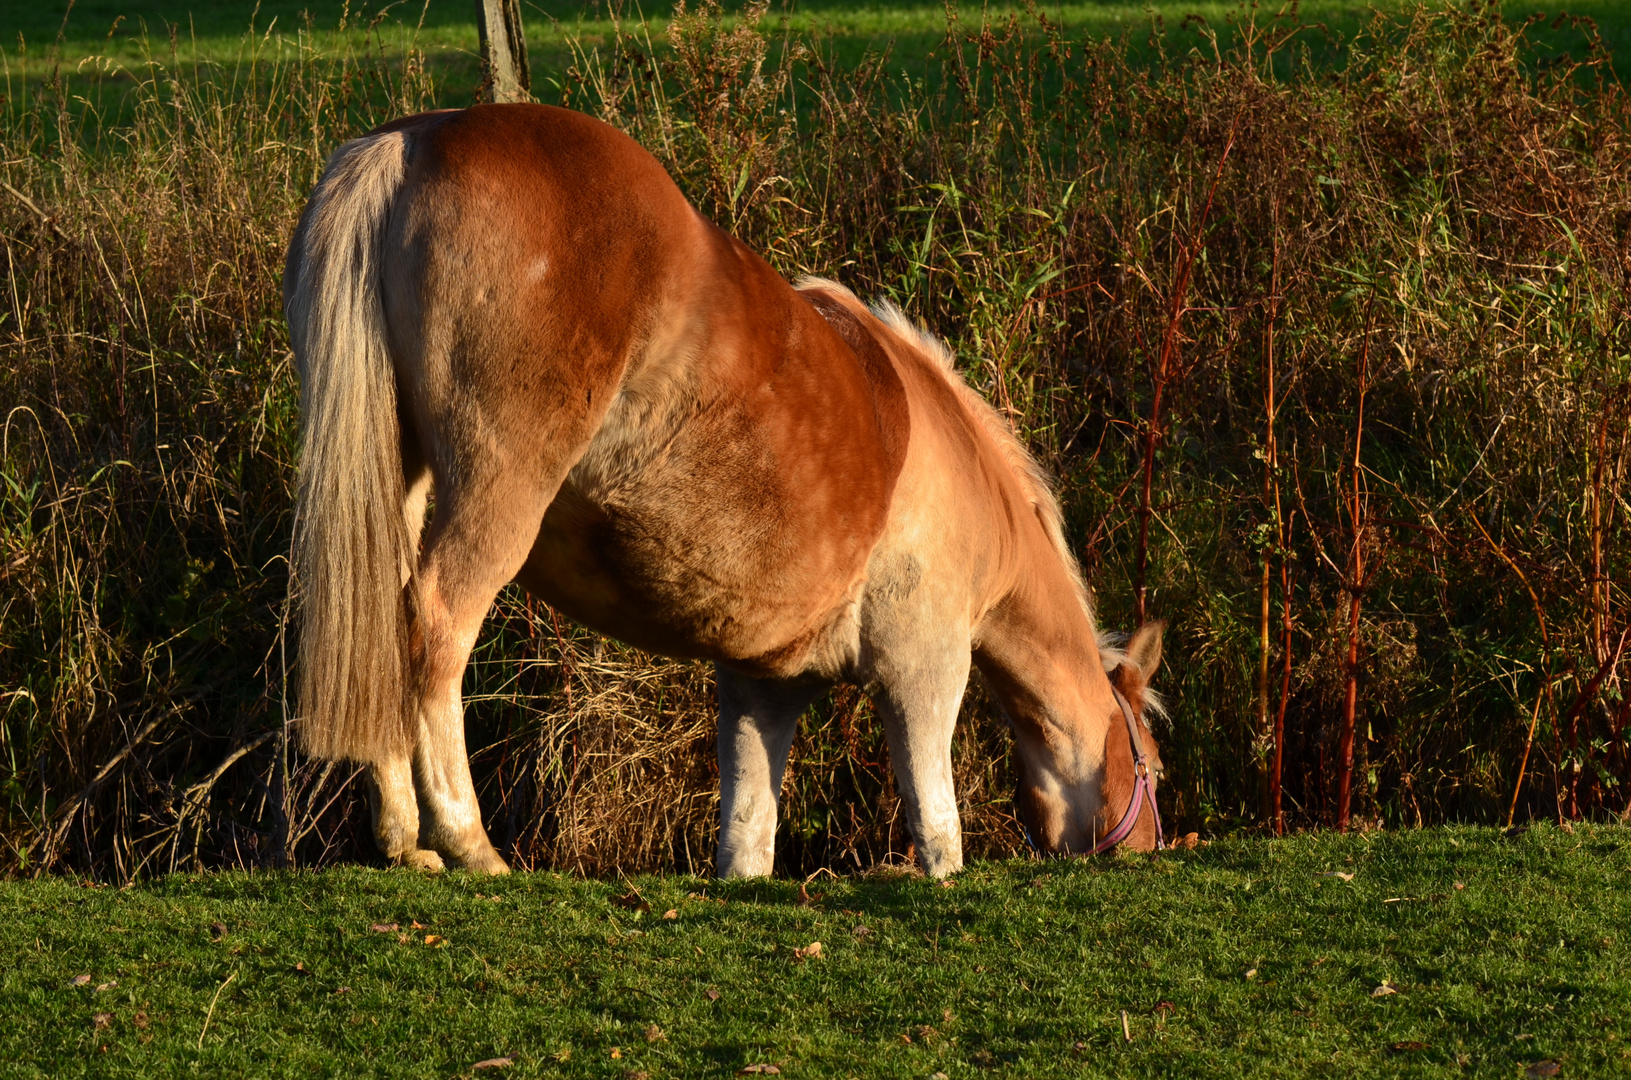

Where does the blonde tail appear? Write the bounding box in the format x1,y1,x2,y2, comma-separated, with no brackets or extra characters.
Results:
283,131,413,764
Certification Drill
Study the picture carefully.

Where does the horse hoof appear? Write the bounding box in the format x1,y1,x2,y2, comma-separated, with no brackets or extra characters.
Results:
394,848,445,872
451,846,511,875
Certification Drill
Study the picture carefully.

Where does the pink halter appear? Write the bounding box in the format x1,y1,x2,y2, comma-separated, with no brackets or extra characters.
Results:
1089,684,1166,854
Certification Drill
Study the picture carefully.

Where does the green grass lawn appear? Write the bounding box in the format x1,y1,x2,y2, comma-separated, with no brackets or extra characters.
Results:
3,825,1627,1077
4,0,1625,109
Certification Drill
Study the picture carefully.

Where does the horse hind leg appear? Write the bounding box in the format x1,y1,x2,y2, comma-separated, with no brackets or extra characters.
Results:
714,668,826,877
367,450,445,871
402,463,576,875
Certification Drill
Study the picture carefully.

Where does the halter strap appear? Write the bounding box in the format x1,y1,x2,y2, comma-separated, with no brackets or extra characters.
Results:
1089,683,1165,854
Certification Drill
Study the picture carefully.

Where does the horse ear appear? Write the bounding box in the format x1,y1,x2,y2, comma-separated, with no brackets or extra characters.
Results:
1127,620,1164,680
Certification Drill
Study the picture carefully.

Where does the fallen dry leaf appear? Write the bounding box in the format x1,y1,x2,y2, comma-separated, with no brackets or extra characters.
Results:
792,941,823,961
938,879,956,889
69,974,92,987
332,986,350,996
932,1073,950,1080
852,925,872,938
1526,1061,1561,1078
1391,1041,1429,1052
1174,832,1200,850
624,1072,651,1080
132,1012,149,1030
96,980,118,992
370,923,399,933
293,962,311,976
1154,1001,1176,1014
705,988,721,1002
662,909,678,920
397,932,410,944
899,1033,913,1045
410,920,427,930
92,1013,113,1031
1245,969,1258,980
1454,882,1466,891
610,1047,622,1059
737,1066,780,1076
797,882,818,907
644,1024,665,1043
472,1057,513,1070
424,934,445,947
1320,871,1356,882
1371,980,1399,997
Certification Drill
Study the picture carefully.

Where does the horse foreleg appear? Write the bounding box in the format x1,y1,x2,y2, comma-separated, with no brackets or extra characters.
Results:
871,645,971,878
714,668,825,878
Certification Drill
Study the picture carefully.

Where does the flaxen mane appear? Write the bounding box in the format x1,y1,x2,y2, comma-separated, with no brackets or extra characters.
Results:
796,282,1086,604
794,278,1155,690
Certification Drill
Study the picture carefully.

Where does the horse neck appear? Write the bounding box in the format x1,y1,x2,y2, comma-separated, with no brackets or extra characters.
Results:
972,535,1118,784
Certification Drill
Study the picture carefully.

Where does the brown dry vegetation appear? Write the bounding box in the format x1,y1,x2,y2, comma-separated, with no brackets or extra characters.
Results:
1,1,1627,880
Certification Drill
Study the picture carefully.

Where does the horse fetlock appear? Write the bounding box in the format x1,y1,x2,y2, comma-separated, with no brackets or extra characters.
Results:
715,846,775,878
914,832,964,878
368,759,422,862
715,823,777,877
420,824,509,875
448,844,511,875
392,848,446,872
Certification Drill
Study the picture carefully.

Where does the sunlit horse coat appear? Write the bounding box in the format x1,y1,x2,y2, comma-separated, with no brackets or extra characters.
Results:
284,103,1165,876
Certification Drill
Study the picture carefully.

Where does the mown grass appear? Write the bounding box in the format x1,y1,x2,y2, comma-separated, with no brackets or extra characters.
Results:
3,827,1628,1077
7,0,1626,104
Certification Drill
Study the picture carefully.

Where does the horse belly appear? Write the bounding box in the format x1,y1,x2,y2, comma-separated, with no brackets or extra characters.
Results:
518,470,866,678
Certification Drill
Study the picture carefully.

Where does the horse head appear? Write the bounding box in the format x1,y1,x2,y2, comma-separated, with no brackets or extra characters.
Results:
1013,619,1166,856
1099,620,1166,852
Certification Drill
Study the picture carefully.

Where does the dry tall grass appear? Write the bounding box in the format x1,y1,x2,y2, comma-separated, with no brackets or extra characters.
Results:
1,1,1627,879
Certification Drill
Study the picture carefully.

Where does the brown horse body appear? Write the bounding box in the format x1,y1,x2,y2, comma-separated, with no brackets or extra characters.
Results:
285,104,1163,876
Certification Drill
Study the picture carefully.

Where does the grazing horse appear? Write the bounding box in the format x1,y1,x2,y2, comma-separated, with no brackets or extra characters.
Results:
284,103,1165,877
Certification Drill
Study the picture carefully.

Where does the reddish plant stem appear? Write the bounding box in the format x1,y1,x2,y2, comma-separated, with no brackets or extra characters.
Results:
1133,118,1239,626
1257,203,1283,824
1335,303,1375,832
1472,511,1559,828
1578,393,1623,815
1272,510,1296,836
1561,627,1629,813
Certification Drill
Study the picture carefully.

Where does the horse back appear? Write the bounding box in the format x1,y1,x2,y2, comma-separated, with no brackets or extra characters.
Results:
382,105,911,676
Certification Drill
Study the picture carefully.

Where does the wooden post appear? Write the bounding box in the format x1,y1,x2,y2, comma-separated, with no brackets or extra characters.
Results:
477,0,531,104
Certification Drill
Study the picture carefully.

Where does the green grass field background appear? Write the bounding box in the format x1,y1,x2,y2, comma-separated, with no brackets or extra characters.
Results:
6,0,1626,104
